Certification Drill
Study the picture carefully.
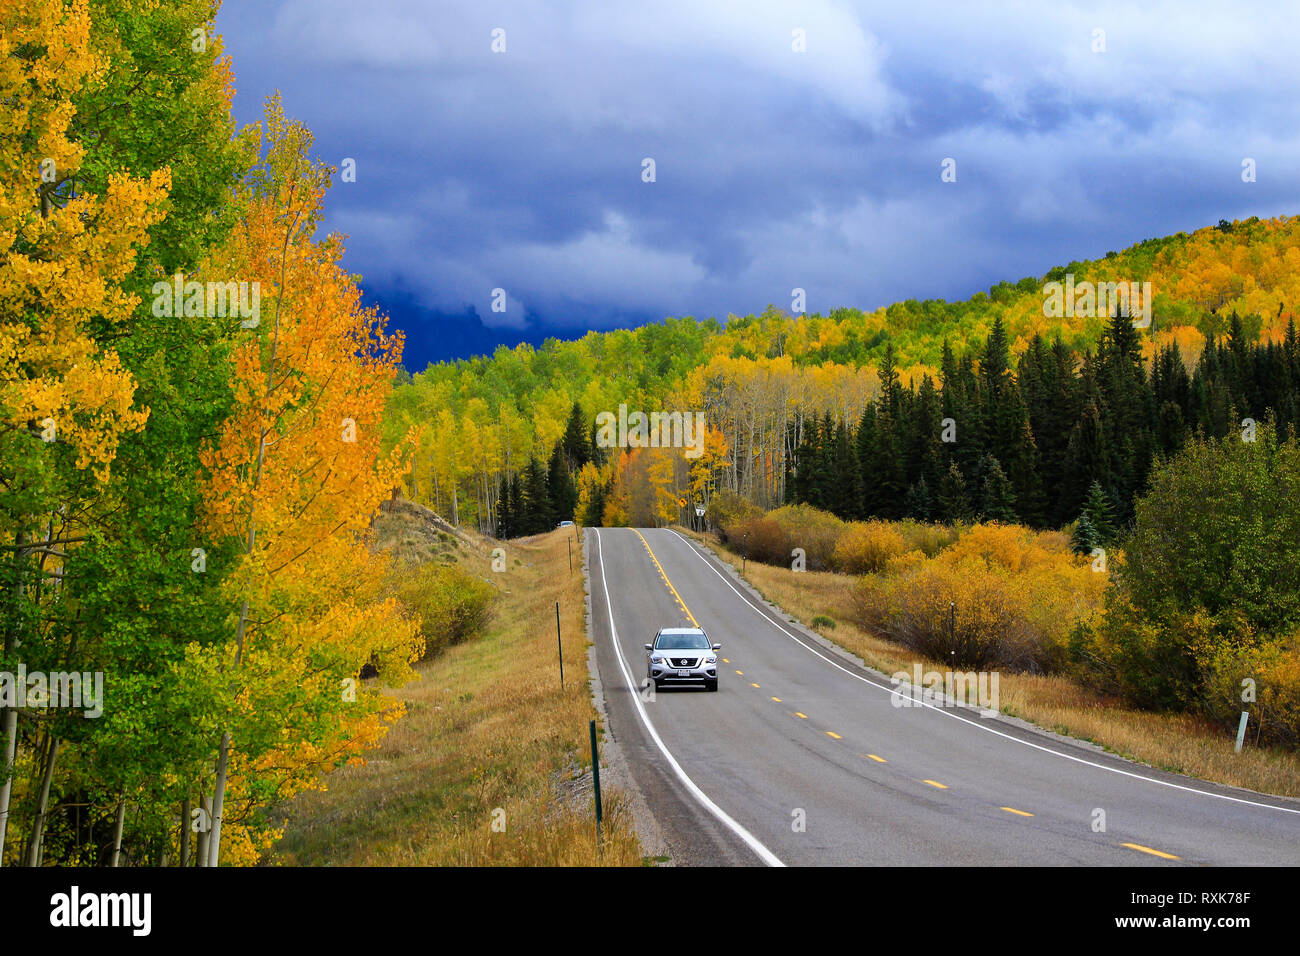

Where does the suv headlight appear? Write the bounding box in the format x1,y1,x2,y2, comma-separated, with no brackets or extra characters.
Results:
705,656,717,664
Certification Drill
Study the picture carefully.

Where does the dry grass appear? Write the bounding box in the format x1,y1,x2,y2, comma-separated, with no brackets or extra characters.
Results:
691,529,1300,799
271,527,644,865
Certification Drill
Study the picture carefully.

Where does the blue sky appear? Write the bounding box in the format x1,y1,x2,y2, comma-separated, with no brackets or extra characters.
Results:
215,1,1300,372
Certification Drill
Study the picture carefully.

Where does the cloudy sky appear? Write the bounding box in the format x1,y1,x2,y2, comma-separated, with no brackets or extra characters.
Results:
215,1,1300,371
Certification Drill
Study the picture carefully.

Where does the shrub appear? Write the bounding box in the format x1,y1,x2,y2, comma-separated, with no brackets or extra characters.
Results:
766,503,846,569
896,519,960,557
391,561,496,659
855,558,1040,670
1072,425,1300,714
854,527,1104,673
833,520,907,573
944,522,1064,573
730,515,791,565
707,488,762,542
885,548,927,576
1200,632,1300,748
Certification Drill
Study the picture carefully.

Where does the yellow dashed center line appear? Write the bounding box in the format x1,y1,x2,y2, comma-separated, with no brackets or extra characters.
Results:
630,528,698,627
923,780,949,789
794,712,808,719
1001,807,1034,817
1122,842,1180,861
770,696,782,703
826,731,842,739
721,658,730,664
750,682,760,688
864,754,886,763
735,669,743,675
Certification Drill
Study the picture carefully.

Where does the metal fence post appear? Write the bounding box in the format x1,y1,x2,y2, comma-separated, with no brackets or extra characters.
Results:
589,719,603,850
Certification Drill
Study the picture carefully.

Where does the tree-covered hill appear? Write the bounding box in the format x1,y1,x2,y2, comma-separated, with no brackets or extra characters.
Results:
385,214,1300,533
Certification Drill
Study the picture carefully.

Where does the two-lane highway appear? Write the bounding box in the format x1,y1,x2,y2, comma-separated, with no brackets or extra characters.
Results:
587,527,1300,866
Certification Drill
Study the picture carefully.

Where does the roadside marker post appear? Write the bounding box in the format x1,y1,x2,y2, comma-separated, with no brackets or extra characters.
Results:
568,537,572,572
1235,711,1249,752
742,532,748,574
589,719,603,850
556,601,564,690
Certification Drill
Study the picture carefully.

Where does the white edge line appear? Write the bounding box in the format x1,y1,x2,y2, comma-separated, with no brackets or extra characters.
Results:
592,529,786,866
664,529,1300,818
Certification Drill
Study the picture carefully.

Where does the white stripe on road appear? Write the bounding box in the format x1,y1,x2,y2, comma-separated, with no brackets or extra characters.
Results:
591,529,785,867
664,529,1300,819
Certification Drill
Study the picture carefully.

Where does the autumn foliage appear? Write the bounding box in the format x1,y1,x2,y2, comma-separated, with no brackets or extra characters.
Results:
851,523,1105,672
1070,424,1300,744
0,3,429,867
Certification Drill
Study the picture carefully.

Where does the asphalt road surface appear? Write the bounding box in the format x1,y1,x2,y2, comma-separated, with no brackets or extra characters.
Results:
587,527,1300,866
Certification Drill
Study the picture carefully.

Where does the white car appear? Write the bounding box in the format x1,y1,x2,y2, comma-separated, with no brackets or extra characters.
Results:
644,627,721,691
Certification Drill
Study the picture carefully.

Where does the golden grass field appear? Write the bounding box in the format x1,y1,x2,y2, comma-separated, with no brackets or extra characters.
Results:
272,526,643,865
688,529,1300,800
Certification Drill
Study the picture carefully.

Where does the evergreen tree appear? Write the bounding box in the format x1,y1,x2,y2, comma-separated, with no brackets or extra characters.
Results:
547,441,577,524
1081,479,1117,545
938,461,974,523
1070,513,1098,555
1062,389,1107,520
561,402,593,472
855,404,878,515
830,420,863,519
1095,309,1155,523
978,454,1017,522
904,475,933,521
807,413,836,509
495,475,514,538
509,472,526,532
521,457,551,533
866,344,908,518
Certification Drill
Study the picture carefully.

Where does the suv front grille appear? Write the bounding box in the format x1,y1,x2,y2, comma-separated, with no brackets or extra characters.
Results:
671,657,697,668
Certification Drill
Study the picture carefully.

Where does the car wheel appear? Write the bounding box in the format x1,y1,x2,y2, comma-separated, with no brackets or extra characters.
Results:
705,679,718,692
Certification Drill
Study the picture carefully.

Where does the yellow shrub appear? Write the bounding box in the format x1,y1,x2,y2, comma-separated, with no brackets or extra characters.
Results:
766,504,846,569
833,520,907,573
896,519,960,557
944,522,1055,573
854,528,1105,673
1200,632,1300,747
885,548,928,576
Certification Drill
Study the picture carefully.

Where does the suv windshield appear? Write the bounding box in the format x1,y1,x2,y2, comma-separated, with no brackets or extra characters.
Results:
657,632,710,649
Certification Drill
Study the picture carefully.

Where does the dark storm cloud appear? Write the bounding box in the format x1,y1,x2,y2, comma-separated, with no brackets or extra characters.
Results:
214,1,1300,366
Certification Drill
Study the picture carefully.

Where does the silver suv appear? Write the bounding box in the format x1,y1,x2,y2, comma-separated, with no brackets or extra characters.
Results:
644,627,721,691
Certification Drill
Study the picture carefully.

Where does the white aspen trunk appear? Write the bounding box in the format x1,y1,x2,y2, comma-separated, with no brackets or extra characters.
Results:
196,794,212,866
25,734,58,866
207,730,232,866
110,798,126,867
179,797,191,867
0,532,26,865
